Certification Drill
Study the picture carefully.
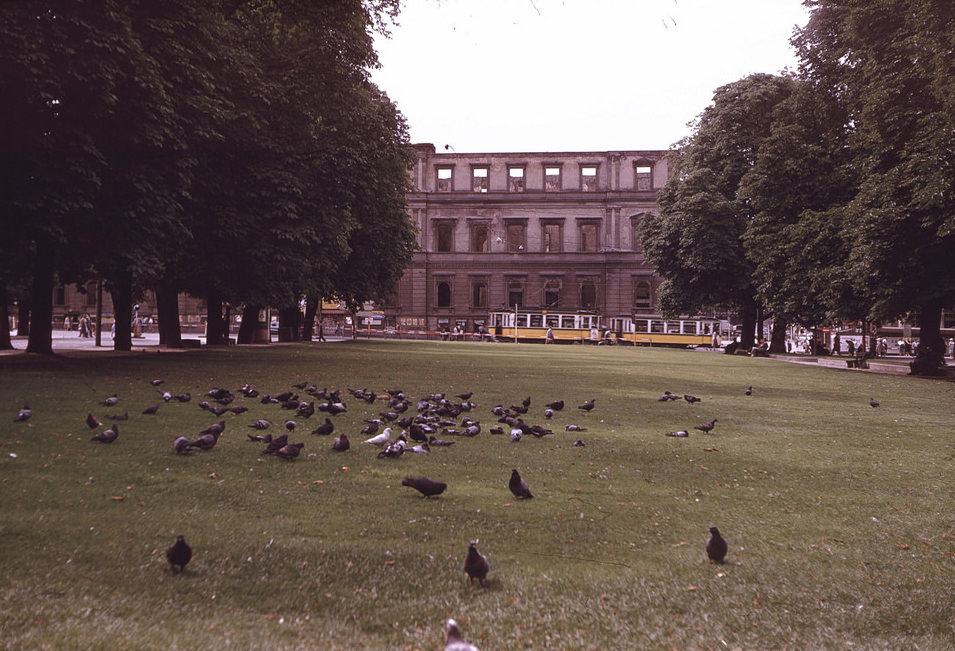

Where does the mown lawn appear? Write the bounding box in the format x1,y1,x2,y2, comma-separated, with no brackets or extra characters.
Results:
2,341,954,650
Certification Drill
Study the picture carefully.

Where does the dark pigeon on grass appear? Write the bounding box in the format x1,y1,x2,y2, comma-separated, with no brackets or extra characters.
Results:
274,442,304,460
331,433,350,452
694,418,717,434
869,397,880,408
14,405,32,423
573,439,586,447
444,618,480,651
509,469,533,499
285,420,297,432
173,393,191,403
200,420,226,436
456,391,473,401
191,431,220,451
107,412,128,421
402,476,447,498
173,436,192,454
248,419,271,430
262,434,288,454
297,401,315,418
100,394,118,407
744,386,753,396
658,391,676,402
311,418,334,436
228,405,248,415
464,540,490,586
86,411,102,429
578,398,595,412
247,432,272,443
545,399,564,411
684,394,701,403
565,424,586,432
91,424,118,443
706,526,728,564
428,435,454,447
142,404,160,415
166,534,192,573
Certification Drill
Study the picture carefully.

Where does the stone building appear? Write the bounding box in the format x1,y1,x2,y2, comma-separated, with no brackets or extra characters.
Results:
381,144,669,333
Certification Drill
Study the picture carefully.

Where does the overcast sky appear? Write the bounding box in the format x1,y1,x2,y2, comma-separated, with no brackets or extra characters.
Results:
371,0,811,153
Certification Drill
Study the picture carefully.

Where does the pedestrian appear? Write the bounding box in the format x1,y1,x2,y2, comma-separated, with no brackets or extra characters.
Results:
847,338,855,356
318,322,326,342
832,332,841,356
545,327,554,344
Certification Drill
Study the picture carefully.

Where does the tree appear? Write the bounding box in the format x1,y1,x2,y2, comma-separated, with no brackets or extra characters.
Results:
795,0,955,373
640,74,798,350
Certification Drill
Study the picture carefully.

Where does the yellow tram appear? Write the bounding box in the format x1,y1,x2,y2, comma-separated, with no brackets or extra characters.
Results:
488,310,720,347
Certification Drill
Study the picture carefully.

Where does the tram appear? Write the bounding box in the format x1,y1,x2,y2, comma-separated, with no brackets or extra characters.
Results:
488,310,720,347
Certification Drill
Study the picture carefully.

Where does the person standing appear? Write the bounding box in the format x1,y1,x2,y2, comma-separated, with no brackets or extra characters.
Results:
545,327,554,344
318,322,326,342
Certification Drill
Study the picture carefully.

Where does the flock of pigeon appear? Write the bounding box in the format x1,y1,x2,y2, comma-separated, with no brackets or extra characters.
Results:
12,374,884,649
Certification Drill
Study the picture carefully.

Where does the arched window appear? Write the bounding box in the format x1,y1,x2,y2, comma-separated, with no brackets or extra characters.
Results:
580,282,597,309
508,281,524,308
436,282,452,307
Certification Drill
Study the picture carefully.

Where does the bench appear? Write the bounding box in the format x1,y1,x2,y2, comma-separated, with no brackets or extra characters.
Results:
846,357,868,369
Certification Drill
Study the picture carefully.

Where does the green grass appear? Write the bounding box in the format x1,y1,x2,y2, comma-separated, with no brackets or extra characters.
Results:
2,341,954,649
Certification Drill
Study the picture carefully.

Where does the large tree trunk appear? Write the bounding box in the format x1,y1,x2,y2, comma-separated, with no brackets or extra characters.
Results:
0,279,13,350
109,272,133,352
277,306,301,342
236,304,260,344
26,235,54,354
205,289,227,345
302,297,317,341
738,297,757,351
156,281,182,348
768,317,787,353
16,299,30,337
910,300,946,375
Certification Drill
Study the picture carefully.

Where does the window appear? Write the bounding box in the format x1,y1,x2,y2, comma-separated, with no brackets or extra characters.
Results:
631,215,645,252
543,279,561,308
436,281,452,307
633,280,651,309
436,167,453,192
508,166,525,192
471,281,488,308
579,223,599,252
470,223,489,252
507,280,524,308
505,223,526,252
542,222,562,252
472,166,489,193
435,222,454,252
544,165,561,192
635,163,653,190
581,165,598,192
580,281,597,309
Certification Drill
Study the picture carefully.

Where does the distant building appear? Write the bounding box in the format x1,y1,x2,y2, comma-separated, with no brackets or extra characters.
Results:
381,144,669,333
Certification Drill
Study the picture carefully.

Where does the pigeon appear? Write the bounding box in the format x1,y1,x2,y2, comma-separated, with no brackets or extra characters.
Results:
869,398,880,408
360,421,380,436
200,420,226,436
331,433,350,451
456,391,473,401
706,526,728,564
565,424,586,432
166,534,192,573
293,381,308,389
191,432,221,451
311,418,335,436
543,408,554,419
694,419,717,434
274,442,304,460
91,425,118,443
464,540,490,586
228,405,248,414
247,433,272,443
86,411,102,429
665,430,690,437
509,469,533,499
545,400,564,410
100,395,119,407
150,379,165,386
510,428,522,442
106,412,128,421
578,398,595,411
362,427,392,447
744,386,753,396
161,391,172,402
285,420,297,432
173,436,192,454
248,419,271,430
142,404,160,415
296,401,315,418
174,393,192,403
410,442,431,454
445,618,480,651
684,394,701,403
428,436,455,447
658,390,678,402
573,439,586,447
402,476,447,498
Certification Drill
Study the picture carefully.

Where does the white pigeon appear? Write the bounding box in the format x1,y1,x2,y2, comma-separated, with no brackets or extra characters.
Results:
362,426,392,446
445,618,480,651
510,428,522,442
410,443,430,454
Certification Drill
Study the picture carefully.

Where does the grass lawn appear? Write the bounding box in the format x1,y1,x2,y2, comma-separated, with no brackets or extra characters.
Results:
2,341,954,650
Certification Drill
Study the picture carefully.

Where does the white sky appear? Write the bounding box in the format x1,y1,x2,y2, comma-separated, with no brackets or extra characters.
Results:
371,0,811,152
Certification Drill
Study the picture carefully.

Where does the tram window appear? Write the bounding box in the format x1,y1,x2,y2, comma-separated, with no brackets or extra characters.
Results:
530,314,543,328
516,315,528,327
651,320,665,333
666,321,680,334
634,320,649,333
683,321,698,335
561,316,575,328
546,315,559,328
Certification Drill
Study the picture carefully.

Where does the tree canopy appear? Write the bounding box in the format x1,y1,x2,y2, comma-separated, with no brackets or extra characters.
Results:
0,0,415,352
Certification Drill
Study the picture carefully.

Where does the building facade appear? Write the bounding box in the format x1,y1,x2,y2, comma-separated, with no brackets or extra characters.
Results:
381,144,669,333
